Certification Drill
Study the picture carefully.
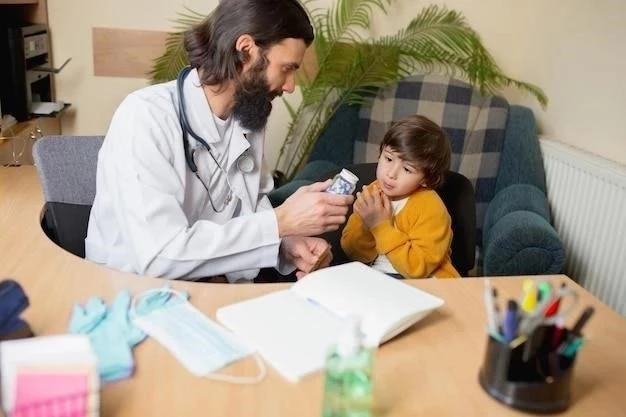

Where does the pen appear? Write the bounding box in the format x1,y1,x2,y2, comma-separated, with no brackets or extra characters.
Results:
484,280,500,336
570,306,595,336
503,300,519,343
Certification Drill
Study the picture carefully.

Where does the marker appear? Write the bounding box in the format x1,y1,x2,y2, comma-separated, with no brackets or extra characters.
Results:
521,279,537,313
559,337,585,358
543,282,567,317
502,300,519,343
537,281,552,303
518,291,553,336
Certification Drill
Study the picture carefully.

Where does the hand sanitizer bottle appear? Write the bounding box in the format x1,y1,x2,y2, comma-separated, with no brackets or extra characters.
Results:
321,317,374,417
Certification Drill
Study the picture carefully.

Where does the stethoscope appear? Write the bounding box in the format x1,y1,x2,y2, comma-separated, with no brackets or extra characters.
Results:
177,66,255,213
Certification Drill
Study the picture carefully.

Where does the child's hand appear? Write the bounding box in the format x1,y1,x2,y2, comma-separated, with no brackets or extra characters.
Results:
281,237,333,279
354,185,393,229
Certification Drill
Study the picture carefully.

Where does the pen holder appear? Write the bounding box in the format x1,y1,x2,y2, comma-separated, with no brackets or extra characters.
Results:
478,329,577,414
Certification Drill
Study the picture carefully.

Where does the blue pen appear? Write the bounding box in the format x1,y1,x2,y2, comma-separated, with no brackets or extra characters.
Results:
502,300,519,343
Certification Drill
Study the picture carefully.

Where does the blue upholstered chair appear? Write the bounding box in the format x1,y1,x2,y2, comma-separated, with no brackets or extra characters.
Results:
269,75,565,276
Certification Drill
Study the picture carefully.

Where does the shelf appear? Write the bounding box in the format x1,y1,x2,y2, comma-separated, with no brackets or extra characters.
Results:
29,103,71,118
0,121,32,138
0,0,38,4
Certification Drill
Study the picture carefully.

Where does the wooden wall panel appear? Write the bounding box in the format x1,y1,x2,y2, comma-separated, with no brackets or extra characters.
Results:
92,27,318,82
92,28,169,78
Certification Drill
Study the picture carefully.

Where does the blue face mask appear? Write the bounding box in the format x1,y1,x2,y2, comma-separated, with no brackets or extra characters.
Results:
131,288,265,384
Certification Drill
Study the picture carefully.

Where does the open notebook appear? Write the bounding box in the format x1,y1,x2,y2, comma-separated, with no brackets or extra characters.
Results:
216,262,444,382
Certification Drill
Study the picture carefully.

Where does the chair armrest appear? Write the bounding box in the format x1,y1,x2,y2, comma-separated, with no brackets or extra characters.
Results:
268,160,340,207
496,105,547,194
482,184,564,276
268,180,310,207
483,184,550,240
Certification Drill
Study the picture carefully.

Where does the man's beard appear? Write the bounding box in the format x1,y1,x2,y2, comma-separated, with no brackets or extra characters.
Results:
232,59,281,132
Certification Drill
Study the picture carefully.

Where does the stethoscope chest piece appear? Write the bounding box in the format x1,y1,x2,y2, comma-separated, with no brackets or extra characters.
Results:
237,154,254,173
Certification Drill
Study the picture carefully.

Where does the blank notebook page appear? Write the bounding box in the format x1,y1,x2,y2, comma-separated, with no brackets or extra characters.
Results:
291,262,444,343
216,289,345,382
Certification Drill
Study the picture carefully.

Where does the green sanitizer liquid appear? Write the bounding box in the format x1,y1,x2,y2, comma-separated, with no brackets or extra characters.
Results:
321,318,374,417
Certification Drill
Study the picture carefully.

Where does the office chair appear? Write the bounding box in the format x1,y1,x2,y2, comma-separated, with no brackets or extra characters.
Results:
32,136,104,258
319,163,477,277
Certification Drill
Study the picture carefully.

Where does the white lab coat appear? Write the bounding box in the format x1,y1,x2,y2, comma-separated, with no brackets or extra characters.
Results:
85,69,292,282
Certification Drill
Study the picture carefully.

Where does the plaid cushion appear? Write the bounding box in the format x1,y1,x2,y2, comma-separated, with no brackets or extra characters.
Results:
355,74,509,245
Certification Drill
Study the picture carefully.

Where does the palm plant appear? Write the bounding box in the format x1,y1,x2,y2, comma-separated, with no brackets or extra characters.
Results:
150,0,547,181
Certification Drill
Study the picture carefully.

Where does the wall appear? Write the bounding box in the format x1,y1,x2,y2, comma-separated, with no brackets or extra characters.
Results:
48,0,626,168
47,0,214,136
515,0,626,165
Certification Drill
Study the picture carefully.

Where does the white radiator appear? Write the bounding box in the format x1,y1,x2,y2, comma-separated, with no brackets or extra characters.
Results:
540,139,626,315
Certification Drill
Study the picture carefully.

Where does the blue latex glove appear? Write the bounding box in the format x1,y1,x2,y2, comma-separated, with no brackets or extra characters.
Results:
69,287,186,383
133,287,188,317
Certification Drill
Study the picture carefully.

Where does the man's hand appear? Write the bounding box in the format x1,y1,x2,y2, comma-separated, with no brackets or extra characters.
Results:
353,184,393,229
275,179,354,237
280,236,333,279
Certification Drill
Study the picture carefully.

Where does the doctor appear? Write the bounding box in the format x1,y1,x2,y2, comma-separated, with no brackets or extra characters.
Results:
85,0,353,282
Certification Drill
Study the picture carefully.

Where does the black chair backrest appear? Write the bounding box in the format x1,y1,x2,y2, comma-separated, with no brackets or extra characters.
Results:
32,136,104,258
320,163,476,276
40,203,93,258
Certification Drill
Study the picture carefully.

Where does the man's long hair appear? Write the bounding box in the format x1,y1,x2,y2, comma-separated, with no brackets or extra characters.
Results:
184,0,314,86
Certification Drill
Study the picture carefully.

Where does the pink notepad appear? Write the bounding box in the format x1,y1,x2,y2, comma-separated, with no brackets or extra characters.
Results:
13,371,89,417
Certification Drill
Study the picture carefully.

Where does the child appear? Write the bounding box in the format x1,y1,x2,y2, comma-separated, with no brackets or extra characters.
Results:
340,115,460,279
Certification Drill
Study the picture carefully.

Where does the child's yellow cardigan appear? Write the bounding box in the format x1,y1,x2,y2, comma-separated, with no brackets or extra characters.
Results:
340,182,460,279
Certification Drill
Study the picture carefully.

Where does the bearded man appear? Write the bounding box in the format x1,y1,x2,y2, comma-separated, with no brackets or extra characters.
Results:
85,0,353,282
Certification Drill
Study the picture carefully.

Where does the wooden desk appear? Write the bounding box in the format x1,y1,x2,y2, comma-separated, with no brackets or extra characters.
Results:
1,166,625,417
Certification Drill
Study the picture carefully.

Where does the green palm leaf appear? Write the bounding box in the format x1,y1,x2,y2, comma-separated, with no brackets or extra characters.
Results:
308,0,390,83
150,1,548,179
278,4,547,177
148,8,204,84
